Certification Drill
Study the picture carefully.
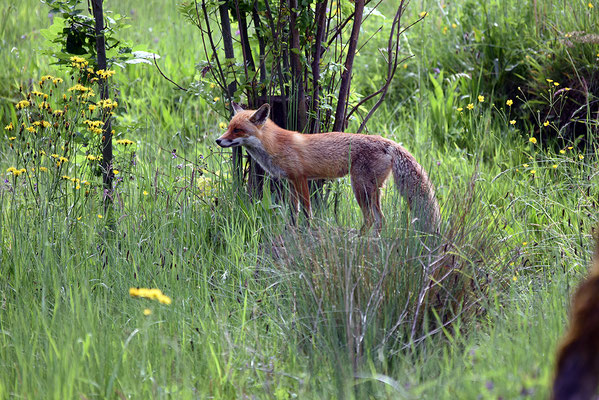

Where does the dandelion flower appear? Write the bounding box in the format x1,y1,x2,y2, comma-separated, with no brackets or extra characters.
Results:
478,95,485,103
16,100,30,110
509,120,516,125
467,103,474,110
529,137,537,144
506,99,513,106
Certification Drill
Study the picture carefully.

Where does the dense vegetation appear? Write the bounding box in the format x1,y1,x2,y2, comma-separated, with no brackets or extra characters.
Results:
1,0,598,398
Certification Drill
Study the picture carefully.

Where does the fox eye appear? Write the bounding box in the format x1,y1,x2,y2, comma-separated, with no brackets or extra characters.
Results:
232,128,243,134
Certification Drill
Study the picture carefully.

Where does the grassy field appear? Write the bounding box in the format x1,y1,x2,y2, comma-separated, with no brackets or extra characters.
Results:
1,0,598,398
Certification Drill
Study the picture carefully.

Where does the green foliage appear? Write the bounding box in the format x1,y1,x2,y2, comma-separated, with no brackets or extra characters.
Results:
40,0,135,68
2,63,134,220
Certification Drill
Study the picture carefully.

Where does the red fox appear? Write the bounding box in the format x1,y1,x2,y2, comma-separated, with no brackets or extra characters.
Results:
216,103,441,234
552,229,599,399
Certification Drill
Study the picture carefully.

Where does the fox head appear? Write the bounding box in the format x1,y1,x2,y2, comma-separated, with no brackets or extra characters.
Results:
216,103,270,148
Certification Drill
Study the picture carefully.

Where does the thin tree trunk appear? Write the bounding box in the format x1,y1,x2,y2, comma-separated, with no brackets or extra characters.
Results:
309,0,328,134
288,0,306,132
91,0,113,209
218,3,243,184
332,0,365,132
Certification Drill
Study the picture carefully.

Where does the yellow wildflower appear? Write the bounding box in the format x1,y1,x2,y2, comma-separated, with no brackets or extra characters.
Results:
554,82,560,86
579,154,584,160
457,107,463,112
523,163,529,168
68,84,92,93
143,309,152,316
113,169,119,175
213,97,220,102
509,120,516,125
143,190,149,196
451,23,457,28
4,122,13,131
559,149,566,154
529,137,537,144
129,287,172,305
546,78,553,83
467,103,474,110
506,99,513,106
98,214,103,219
8,136,16,141
219,122,227,130
530,170,536,175
478,95,485,103
16,100,30,109
115,139,135,146
543,121,549,127
26,126,36,133
589,2,594,8
419,11,428,17
70,56,89,69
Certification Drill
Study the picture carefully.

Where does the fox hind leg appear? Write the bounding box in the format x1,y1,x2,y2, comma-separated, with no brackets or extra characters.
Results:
351,174,386,235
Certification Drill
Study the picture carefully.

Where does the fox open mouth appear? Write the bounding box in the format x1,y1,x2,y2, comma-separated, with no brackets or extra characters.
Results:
215,138,241,148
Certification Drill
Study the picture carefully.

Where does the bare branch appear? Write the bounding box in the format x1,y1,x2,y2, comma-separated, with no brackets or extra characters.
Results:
153,55,188,91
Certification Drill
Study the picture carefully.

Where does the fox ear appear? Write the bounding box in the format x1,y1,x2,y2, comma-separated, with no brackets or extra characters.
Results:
231,102,244,115
249,103,270,126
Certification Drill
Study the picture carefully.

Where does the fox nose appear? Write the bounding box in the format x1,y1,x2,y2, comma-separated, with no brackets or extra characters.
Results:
215,138,222,145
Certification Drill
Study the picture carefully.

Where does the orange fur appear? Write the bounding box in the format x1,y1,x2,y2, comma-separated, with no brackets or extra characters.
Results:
216,103,440,234
552,231,599,400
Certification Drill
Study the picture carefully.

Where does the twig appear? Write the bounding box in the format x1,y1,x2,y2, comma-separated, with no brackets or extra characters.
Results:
153,55,188,92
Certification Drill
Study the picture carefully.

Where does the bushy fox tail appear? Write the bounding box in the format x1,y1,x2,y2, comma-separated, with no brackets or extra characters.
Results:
552,228,599,400
390,145,441,234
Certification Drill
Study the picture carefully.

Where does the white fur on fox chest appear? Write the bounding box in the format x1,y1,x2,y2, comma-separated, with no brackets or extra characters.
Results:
241,136,288,178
